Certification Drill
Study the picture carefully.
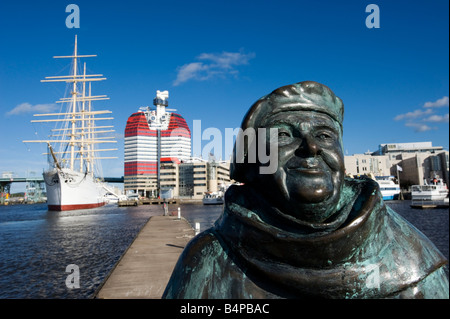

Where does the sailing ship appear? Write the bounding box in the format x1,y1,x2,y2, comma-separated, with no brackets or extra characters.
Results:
23,36,117,211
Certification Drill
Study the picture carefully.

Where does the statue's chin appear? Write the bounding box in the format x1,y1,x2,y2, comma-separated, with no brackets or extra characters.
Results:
256,169,343,223
289,184,333,204
282,187,341,223
286,175,334,204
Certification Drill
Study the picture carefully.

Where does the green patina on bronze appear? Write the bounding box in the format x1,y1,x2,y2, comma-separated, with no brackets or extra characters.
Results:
163,81,449,299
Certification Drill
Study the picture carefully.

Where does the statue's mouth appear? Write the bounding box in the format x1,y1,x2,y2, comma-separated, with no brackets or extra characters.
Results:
288,167,322,174
287,158,324,175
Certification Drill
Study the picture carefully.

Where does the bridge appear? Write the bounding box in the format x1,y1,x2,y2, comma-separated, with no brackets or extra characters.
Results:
0,176,124,184
0,176,124,204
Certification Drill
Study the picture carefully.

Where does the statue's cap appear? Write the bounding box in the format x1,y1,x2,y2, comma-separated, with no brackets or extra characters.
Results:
241,81,344,130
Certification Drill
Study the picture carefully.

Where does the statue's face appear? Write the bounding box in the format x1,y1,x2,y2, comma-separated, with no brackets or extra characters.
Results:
256,110,345,223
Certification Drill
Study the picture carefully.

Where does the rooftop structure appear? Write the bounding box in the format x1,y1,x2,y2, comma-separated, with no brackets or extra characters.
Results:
374,142,444,158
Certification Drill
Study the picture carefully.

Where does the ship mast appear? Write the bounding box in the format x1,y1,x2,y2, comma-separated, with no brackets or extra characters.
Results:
80,62,86,173
23,35,117,176
70,35,78,170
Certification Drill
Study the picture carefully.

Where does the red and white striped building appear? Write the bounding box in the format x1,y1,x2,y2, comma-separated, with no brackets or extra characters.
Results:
124,91,191,197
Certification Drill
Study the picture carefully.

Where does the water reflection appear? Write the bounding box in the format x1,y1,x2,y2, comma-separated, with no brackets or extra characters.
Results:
0,204,161,298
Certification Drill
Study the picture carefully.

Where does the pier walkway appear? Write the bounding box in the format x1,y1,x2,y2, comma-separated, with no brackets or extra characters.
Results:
95,215,195,299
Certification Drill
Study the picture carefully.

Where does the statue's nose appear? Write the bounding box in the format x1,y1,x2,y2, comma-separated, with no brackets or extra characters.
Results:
295,135,321,157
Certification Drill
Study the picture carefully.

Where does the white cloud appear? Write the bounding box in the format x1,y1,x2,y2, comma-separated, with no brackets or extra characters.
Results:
394,96,449,133
173,62,209,86
423,96,449,108
173,51,255,86
198,51,254,69
6,102,57,116
404,122,435,132
423,113,449,123
394,108,432,121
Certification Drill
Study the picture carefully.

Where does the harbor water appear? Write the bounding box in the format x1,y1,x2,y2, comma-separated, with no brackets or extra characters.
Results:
0,201,447,299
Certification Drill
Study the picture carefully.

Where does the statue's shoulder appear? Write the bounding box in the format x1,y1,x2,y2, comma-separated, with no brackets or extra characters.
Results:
163,228,236,298
180,228,225,262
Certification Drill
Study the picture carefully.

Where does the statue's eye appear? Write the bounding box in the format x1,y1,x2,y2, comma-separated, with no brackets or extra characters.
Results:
278,131,290,138
317,132,333,141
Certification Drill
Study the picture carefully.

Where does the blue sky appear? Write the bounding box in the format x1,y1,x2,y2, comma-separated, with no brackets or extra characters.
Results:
0,0,448,184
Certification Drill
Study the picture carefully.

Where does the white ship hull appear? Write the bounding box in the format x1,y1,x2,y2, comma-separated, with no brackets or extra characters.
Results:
411,183,449,202
376,178,401,201
202,198,224,205
202,192,224,205
43,168,107,211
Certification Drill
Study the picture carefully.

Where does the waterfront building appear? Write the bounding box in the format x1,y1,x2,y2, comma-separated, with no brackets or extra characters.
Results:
395,151,449,188
124,91,231,199
344,153,391,176
345,141,449,188
124,91,191,197
375,142,448,187
160,158,231,200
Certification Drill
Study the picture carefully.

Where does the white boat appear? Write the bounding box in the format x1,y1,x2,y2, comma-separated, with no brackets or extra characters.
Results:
24,36,117,211
103,192,123,204
375,176,401,200
411,179,449,202
202,192,224,205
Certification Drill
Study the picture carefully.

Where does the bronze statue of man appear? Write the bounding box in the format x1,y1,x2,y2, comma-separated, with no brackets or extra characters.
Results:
163,81,449,299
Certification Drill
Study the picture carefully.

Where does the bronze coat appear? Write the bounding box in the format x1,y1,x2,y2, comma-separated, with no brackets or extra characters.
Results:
163,177,448,299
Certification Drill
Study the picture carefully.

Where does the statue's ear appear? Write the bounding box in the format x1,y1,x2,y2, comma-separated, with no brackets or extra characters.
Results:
230,146,255,184
230,125,261,184
230,98,269,183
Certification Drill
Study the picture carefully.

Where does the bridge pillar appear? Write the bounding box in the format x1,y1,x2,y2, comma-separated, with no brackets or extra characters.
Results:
0,182,11,205
25,179,46,203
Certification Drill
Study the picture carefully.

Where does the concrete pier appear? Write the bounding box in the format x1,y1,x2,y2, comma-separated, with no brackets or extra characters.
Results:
117,199,179,206
95,215,195,299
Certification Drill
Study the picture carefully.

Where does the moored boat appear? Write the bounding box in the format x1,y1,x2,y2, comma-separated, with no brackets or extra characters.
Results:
375,176,401,201
411,179,448,202
202,192,224,205
410,178,449,208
